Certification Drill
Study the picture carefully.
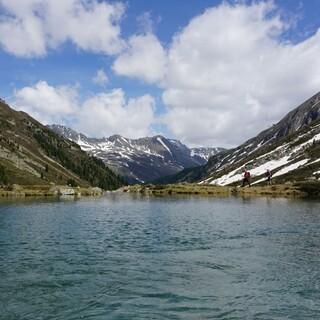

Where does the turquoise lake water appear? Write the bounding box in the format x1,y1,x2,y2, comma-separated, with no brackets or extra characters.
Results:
0,194,320,319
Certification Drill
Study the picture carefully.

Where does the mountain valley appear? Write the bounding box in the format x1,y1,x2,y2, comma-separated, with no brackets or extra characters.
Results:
49,125,224,183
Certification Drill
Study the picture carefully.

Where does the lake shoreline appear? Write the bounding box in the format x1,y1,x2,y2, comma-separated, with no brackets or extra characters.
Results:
122,182,320,199
1,182,319,199
0,184,103,198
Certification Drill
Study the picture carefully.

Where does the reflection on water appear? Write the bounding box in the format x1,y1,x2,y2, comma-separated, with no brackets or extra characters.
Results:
0,194,320,319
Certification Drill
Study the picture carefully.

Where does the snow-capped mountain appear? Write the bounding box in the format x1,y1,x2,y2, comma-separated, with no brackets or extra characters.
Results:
48,125,224,183
160,92,320,185
190,147,225,161
202,120,320,186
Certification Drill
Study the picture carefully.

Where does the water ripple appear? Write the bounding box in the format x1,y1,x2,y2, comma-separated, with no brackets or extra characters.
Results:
0,195,320,319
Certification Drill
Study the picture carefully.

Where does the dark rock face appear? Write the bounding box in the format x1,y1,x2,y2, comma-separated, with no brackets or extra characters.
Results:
49,125,225,183
255,92,320,144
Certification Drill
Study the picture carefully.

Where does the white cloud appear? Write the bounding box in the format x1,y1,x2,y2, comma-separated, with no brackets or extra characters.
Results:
136,12,154,34
13,81,78,124
5,1,320,148
159,1,320,147
93,69,109,86
12,82,155,138
0,0,125,57
110,1,320,147
112,33,167,84
77,89,155,138
0,0,46,57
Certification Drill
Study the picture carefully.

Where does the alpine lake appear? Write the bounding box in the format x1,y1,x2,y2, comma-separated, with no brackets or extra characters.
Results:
1,193,320,319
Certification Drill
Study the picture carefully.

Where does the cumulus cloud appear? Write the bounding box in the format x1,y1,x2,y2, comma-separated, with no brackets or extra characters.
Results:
112,33,167,84
77,89,155,138
0,0,125,57
5,1,320,147
160,1,320,146
109,1,320,147
12,82,155,138
93,69,109,86
13,81,78,124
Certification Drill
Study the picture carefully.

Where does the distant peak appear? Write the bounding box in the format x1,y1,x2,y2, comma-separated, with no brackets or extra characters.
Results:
109,134,123,141
48,124,74,131
152,134,164,139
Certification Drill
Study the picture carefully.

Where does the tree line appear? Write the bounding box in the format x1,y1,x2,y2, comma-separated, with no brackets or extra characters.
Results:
33,129,125,190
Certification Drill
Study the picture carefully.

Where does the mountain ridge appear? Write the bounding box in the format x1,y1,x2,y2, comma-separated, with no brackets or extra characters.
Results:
0,100,124,189
157,92,320,185
49,124,225,183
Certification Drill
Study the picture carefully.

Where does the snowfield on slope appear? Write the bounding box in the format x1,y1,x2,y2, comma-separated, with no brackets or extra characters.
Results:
207,156,291,186
203,129,320,186
273,159,309,177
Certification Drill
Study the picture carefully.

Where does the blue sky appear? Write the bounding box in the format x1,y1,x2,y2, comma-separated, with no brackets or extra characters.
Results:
0,0,320,147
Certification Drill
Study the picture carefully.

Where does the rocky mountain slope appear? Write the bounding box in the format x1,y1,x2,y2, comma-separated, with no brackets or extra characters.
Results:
49,125,224,183
0,99,124,189
159,92,320,185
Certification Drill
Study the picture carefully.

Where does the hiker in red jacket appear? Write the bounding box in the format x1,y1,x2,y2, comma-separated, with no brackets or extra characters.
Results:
242,169,251,187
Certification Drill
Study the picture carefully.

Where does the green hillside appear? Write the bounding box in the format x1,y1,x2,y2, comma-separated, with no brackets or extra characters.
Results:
0,100,124,190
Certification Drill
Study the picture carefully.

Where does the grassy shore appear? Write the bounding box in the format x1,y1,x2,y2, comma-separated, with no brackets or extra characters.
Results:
0,184,103,198
1,181,319,199
122,182,320,198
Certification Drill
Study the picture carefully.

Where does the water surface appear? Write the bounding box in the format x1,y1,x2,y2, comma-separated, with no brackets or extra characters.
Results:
0,194,320,319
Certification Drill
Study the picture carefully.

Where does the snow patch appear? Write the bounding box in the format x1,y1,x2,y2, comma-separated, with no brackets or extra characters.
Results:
273,159,309,177
209,156,290,186
157,137,172,156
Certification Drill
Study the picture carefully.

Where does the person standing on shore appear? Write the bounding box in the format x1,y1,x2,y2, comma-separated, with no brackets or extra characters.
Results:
242,169,251,187
265,169,272,185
